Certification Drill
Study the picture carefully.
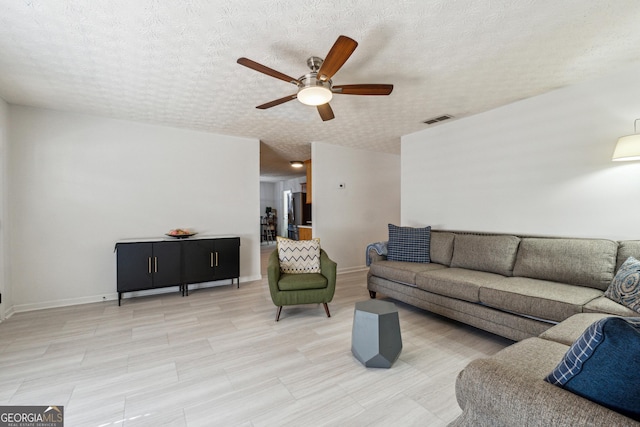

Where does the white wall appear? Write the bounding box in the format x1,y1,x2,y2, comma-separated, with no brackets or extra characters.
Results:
279,176,307,195
8,106,261,312
402,62,640,240
313,142,400,272
259,182,278,218
0,98,9,319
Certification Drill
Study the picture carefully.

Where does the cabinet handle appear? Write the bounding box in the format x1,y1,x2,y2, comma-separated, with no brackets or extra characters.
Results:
215,252,219,267
210,252,214,268
148,257,152,274
154,257,158,273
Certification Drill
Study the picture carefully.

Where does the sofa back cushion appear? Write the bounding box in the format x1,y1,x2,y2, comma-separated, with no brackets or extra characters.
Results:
450,234,521,276
513,238,617,290
617,240,640,271
430,231,455,266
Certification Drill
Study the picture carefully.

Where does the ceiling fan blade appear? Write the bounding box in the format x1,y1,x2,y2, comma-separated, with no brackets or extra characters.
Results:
332,84,394,95
317,103,335,121
317,35,358,81
256,94,298,109
237,57,299,85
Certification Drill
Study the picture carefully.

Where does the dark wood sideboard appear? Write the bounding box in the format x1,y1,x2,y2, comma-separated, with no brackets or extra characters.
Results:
115,236,240,305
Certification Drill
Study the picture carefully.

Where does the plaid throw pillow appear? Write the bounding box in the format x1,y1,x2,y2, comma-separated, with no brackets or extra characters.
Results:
277,236,321,274
387,224,431,263
544,317,640,420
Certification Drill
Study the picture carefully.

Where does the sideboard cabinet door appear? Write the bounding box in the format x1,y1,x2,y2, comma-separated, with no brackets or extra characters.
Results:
182,237,240,285
213,237,240,281
182,239,216,284
116,241,182,305
152,241,182,287
117,242,153,293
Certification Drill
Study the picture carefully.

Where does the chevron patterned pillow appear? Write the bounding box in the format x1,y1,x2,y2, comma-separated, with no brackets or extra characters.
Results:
277,236,321,274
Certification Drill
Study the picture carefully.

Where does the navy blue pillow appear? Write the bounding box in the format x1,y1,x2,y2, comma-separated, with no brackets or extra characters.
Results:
387,224,431,263
544,317,640,420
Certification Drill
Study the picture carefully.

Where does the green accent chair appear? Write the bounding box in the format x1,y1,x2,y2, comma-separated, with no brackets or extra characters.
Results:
267,248,337,321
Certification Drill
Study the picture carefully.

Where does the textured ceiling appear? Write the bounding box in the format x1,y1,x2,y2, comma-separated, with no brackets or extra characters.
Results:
1,1,640,180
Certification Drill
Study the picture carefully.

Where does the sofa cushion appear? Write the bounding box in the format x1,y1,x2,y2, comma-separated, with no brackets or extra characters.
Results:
583,296,640,317
277,237,321,274
539,313,613,346
430,231,455,266
605,256,640,313
416,268,507,303
616,240,640,271
479,277,603,323
544,317,640,421
369,260,446,286
512,238,617,291
387,224,431,263
450,234,521,276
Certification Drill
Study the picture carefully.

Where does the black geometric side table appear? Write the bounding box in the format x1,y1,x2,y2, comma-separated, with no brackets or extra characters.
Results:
351,299,402,368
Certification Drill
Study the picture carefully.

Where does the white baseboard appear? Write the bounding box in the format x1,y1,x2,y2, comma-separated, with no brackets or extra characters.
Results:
11,294,116,314
240,274,262,283
7,274,264,314
1,305,16,322
337,265,368,274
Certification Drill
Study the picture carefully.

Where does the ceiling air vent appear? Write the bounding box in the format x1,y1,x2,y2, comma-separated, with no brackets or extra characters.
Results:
423,114,453,125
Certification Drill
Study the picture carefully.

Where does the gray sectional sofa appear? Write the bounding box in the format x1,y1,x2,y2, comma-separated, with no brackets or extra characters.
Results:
367,230,640,426
451,313,639,426
367,230,639,341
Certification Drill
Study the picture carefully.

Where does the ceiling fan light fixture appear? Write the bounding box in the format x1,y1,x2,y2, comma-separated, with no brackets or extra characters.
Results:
237,36,392,120
297,78,333,106
290,160,304,168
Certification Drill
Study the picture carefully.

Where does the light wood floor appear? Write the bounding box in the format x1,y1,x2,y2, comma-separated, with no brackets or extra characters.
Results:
0,245,512,426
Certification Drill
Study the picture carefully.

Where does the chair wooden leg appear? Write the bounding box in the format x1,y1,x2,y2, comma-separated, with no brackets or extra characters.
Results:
275,306,283,322
323,303,331,318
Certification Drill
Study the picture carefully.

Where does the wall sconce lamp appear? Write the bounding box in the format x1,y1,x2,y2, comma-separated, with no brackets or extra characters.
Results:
612,119,640,161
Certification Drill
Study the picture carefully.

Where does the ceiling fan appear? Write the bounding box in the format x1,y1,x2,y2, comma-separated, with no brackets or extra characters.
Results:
237,35,393,121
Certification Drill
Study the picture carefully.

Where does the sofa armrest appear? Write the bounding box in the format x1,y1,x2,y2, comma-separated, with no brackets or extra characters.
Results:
451,357,638,427
267,249,281,294
366,241,388,266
